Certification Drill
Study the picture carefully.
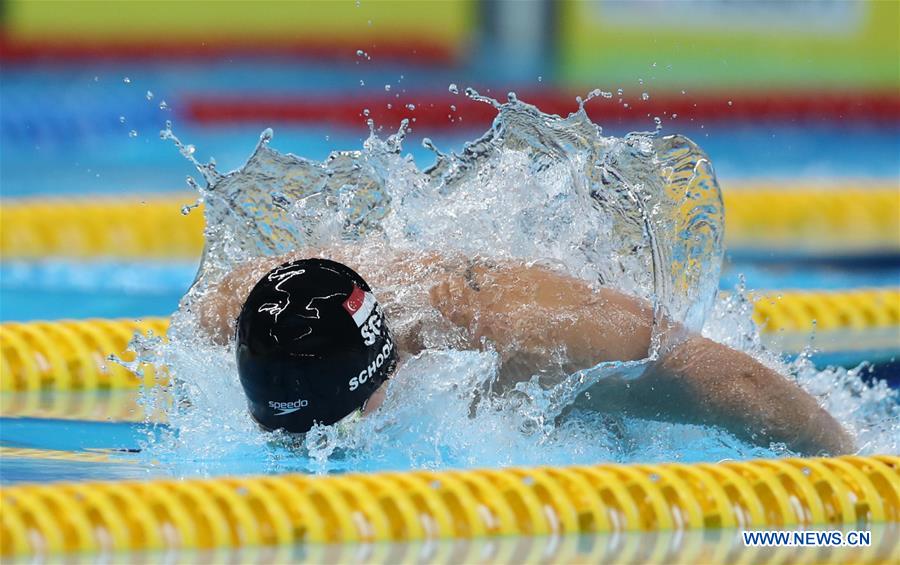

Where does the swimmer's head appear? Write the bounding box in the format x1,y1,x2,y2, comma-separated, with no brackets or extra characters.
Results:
235,258,397,433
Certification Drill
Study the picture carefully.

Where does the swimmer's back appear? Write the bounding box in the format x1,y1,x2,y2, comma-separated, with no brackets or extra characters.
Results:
198,247,652,367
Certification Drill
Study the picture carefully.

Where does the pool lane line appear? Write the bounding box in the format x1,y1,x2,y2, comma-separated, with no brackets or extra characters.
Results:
0,35,460,66
0,390,167,424
1,186,898,260
0,317,170,391
0,455,896,556
182,90,900,129
0,287,897,392
0,196,206,260
0,446,139,464
0,528,889,565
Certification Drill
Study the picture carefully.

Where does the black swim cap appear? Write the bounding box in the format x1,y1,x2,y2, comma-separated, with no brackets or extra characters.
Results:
236,258,397,433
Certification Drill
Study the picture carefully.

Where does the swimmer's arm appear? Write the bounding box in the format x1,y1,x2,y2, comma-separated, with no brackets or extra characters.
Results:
430,263,854,455
597,335,855,456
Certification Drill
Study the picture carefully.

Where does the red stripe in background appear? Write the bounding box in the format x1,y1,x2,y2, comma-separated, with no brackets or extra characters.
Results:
185,91,900,130
0,34,457,66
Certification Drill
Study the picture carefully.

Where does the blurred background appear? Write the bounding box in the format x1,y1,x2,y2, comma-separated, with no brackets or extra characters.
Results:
1,0,898,372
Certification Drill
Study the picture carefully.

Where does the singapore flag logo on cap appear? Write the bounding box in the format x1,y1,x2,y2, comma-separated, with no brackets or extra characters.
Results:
342,285,376,327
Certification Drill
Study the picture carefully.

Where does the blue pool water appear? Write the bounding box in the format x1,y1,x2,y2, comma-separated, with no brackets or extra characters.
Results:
2,62,898,492
3,121,898,197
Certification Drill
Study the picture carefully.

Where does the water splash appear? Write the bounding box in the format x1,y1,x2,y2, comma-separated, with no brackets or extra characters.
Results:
132,93,897,477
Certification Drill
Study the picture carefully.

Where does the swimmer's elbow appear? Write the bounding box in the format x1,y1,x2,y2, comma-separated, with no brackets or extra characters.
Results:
795,409,856,456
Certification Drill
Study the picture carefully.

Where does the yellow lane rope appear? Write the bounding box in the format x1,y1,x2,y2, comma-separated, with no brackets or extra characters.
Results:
1,187,897,258
0,456,896,556
751,287,900,333
0,288,897,392
0,196,205,259
0,390,164,423
0,447,136,464
724,185,900,251
0,318,169,391
10,526,890,565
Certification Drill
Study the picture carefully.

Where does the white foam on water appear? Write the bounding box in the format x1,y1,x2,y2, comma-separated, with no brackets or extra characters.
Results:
131,93,898,477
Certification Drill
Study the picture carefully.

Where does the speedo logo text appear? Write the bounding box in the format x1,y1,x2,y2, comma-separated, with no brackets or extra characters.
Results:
268,398,309,416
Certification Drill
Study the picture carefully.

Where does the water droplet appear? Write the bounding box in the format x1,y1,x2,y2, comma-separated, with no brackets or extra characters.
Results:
93,76,99,82
128,130,138,138
654,116,662,130
145,90,154,100
623,103,630,109
119,116,126,124
727,100,733,106
356,49,365,57
384,84,391,92
617,88,624,95
651,62,657,68
638,78,644,85
123,77,131,84
159,100,168,110
359,80,365,86
671,113,678,119
681,89,686,95
507,92,517,103
406,103,416,111
641,92,650,101
363,108,370,116
448,83,458,94
450,104,456,112
537,75,543,82
386,103,392,109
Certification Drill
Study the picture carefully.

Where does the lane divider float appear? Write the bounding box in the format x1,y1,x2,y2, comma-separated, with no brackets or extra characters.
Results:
0,318,169,391
0,456,896,557
1,187,897,259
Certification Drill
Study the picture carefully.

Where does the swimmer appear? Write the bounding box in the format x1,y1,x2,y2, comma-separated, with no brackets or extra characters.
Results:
197,249,855,456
